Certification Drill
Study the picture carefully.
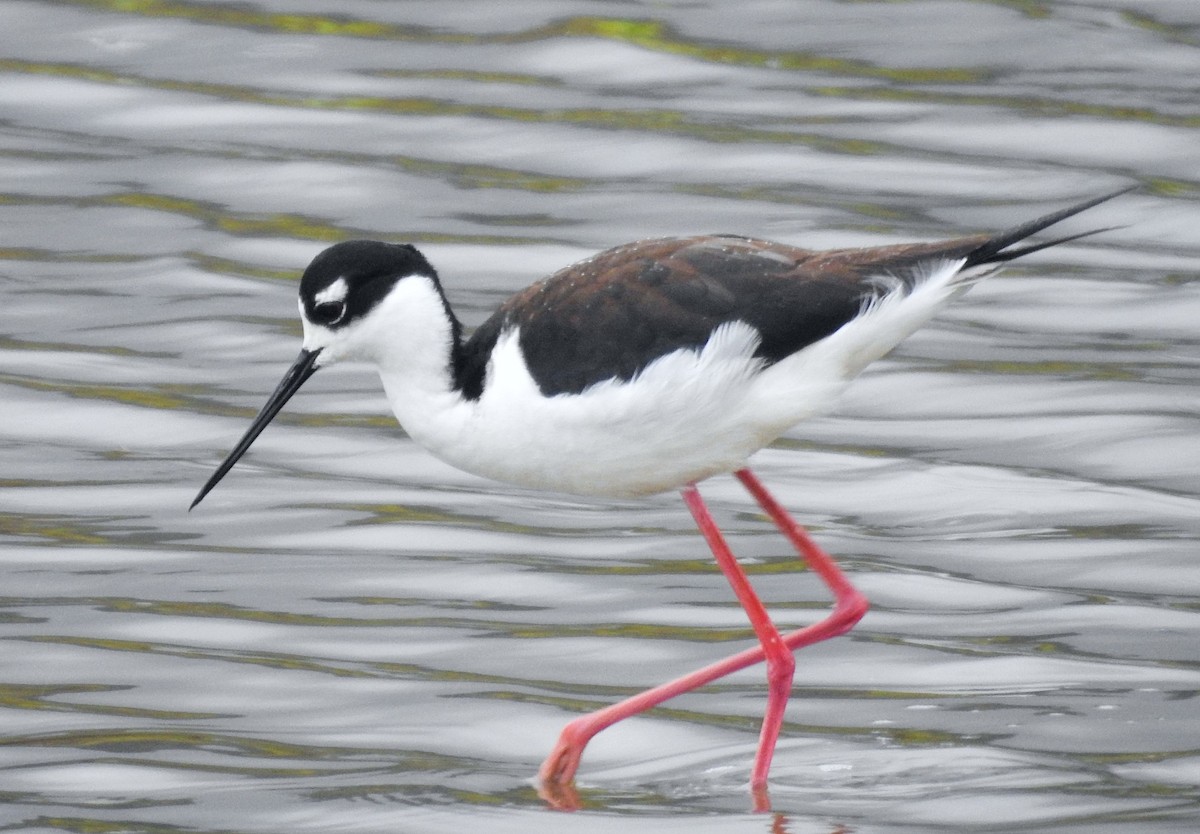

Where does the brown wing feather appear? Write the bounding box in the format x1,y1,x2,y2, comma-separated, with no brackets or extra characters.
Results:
460,234,988,397
453,187,1128,398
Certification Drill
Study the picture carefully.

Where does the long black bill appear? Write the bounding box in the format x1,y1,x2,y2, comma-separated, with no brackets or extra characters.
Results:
190,348,322,510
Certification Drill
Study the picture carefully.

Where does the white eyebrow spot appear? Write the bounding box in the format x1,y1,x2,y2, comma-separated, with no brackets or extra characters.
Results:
314,277,348,305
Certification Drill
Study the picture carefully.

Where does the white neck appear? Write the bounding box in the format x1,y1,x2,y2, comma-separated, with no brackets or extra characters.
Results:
354,277,476,457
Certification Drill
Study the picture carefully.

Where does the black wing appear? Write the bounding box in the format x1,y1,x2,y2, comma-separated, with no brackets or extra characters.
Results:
458,236,874,397
457,188,1129,398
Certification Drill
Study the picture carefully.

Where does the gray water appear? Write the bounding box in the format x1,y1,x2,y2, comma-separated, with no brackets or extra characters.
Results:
2,1,1199,831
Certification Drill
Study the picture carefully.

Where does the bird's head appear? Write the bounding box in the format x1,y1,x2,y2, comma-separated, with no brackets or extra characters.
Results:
191,240,449,509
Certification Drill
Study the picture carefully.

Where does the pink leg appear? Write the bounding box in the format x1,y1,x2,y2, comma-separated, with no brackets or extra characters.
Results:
538,467,869,797
683,482,795,788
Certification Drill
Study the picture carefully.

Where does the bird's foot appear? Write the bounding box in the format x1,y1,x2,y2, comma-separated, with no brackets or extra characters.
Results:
536,719,590,810
750,780,772,813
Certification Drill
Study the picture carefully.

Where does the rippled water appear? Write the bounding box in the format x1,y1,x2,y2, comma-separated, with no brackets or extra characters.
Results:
3,1,1199,831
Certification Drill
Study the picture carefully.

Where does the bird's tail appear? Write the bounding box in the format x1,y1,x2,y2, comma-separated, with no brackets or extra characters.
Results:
964,185,1134,268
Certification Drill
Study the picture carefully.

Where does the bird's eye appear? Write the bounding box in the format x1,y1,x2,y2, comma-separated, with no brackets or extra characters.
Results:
312,301,346,326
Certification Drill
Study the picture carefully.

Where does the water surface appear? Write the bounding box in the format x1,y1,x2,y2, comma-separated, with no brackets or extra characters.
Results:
2,1,1199,832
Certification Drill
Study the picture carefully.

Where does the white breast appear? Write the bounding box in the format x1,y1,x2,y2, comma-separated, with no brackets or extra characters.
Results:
376,258,977,497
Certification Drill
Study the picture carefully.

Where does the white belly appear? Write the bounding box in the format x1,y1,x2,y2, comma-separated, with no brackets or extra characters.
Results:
377,258,971,497
380,322,846,497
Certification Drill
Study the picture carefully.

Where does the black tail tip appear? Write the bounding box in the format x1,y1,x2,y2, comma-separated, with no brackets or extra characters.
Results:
968,184,1135,266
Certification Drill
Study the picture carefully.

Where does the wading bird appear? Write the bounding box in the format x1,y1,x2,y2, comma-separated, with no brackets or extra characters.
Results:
192,187,1128,805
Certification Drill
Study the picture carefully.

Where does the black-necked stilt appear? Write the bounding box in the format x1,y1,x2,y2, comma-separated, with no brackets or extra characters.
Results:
192,187,1129,803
